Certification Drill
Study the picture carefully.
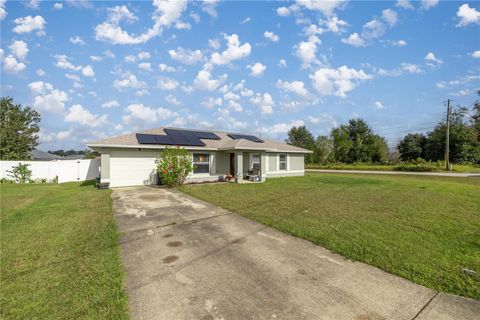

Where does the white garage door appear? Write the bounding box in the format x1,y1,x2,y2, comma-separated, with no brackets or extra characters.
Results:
109,150,160,187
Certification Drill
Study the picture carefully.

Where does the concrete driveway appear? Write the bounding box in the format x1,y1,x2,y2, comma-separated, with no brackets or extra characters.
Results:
112,186,479,320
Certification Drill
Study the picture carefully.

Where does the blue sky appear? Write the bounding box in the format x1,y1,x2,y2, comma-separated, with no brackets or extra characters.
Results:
1,0,479,150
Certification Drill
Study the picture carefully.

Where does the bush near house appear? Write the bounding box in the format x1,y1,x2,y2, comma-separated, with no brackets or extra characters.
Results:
156,146,194,187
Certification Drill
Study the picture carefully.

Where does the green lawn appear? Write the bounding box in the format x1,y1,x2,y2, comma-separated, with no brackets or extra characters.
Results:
0,181,129,319
180,173,480,300
306,163,480,173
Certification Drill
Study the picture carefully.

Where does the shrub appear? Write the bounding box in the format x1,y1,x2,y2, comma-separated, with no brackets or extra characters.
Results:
155,147,193,187
7,163,32,183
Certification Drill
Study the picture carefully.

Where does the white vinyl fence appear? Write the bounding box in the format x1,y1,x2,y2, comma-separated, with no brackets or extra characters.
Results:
1,159,100,183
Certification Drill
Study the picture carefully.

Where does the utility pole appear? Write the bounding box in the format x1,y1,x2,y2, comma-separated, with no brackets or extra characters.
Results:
445,99,451,171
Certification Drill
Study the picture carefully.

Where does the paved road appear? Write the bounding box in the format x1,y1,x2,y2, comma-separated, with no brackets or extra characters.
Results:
112,186,480,320
307,169,480,177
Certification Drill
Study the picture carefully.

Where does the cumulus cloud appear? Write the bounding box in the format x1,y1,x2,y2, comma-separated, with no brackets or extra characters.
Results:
276,79,310,98
36,69,46,76
295,0,346,17
396,0,414,10
264,31,279,42
28,81,69,113
424,52,443,64
472,50,480,58
0,0,7,20
202,97,222,109
9,40,29,60
278,59,287,68
456,4,480,27
276,6,290,16
2,55,26,74
310,66,372,97
69,36,85,45
158,63,176,72
194,66,228,91
261,120,305,135
157,77,179,90
13,15,46,35
400,63,423,74
250,93,274,114
382,9,398,27
138,62,152,71
165,94,181,106
374,101,384,110
95,0,187,44
202,0,220,17
65,104,108,127
81,65,95,77
247,62,266,77
168,47,203,65
102,100,120,108
420,0,439,10
123,103,177,125
210,34,251,65
55,54,81,71
341,33,365,47
53,2,63,10
113,72,146,90
294,35,320,68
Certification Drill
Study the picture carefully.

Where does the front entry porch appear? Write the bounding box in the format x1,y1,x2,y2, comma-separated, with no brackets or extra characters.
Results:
227,151,267,183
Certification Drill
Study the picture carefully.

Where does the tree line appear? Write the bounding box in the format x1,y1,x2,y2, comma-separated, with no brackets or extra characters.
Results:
287,94,480,165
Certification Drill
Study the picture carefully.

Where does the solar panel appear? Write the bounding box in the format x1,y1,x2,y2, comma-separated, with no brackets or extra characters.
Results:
227,133,263,143
193,131,221,140
163,129,206,146
136,129,222,146
136,134,161,144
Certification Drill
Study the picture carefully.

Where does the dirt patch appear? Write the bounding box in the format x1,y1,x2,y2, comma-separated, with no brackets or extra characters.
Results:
163,255,179,264
139,194,161,201
167,241,183,247
231,238,246,244
163,234,174,238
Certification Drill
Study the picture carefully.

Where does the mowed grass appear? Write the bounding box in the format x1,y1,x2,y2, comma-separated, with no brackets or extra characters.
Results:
0,181,129,319
306,163,480,173
180,173,480,300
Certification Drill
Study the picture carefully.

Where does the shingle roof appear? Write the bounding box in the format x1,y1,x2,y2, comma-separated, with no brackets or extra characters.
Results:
88,127,312,153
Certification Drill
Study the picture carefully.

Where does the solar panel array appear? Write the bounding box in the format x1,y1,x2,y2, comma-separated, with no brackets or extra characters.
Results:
136,129,221,146
227,133,263,143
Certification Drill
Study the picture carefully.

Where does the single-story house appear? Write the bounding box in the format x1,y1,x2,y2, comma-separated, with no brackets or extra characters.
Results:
87,127,312,188
30,149,65,161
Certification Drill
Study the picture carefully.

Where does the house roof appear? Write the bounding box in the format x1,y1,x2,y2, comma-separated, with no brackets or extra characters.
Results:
30,149,65,160
88,127,312,153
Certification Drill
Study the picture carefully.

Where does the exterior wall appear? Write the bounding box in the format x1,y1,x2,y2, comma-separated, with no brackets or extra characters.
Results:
215,152,229,175
265,153,305,178
267,153,277,172
289,154,305,171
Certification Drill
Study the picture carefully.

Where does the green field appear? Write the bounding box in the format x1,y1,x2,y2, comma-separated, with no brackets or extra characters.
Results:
306,163,480,173
180,173,480,300
0,182,129,319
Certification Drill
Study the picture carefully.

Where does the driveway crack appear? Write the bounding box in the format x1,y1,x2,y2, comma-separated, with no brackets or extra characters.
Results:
411,292,439,320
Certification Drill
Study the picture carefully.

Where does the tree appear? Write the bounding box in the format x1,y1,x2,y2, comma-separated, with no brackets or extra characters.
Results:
155,147,193,187
0,97,41,160
286,126,315,163
472,90,480,141
397,133,427,161
83,150,96,159
313,136,334,164
331,125,352,163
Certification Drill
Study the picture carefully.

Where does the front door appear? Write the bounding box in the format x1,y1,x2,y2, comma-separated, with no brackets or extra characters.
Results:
229,153,235,176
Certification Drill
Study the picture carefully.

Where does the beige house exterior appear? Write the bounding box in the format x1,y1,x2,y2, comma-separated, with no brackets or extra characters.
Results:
88,127,312,188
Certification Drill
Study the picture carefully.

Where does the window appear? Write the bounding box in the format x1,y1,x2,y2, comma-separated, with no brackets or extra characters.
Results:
193,153,210,174
279,154,287,171
251,154,260,171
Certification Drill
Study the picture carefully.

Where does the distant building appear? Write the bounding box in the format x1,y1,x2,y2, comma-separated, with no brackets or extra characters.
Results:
30,150,65,161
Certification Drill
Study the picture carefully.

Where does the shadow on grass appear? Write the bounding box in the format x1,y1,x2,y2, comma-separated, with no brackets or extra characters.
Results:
80,180,96,187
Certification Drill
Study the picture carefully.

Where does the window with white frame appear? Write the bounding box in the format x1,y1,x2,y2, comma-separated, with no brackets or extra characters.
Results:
193,153,210,174
251,154,260,171
279,154,287,171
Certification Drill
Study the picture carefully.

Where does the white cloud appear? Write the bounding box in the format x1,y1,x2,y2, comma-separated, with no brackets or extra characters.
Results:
95,1,187,44
202,97,223,109
295,0,346,17
113,72,146,90
138,62,152,71
294,35,320,68
0,0,7,21
276,79,310,98
135,89,150,97
421,0,439,10
90,56,102,62
424,52,443,64
247,62,266,77
194,67,228,91
308,114,337,128
81,65,95,77
264,31,279,42
310,66,372,97
202,0,219,17
211,34,251,65
122,103,177,125
362,19,386,39
102,100,120,108
55,55,81,71
2,55,26,73
277,6,290,16
278,59,287,68
39,129,72,143
165,94,181,106
65,73,81,82
157,77,179,90
190,12,200,23
240,17,251,24
227,100,243,112
456,4,480,27
69,36,85,45
9,40,29,60
28,81,69,113
175,21,190,30
53,2,63,10
320,16,348,34
382,9,398,27
261,120,305,135
36,69,45,76
391,39,407,47
13,15,46,35
250,93,274,114
341,33,365,47
137,51,150,60
374,101,384,110
65,104,108,127
158,63,176,72
472,50,480,58
401,63,423,74
396,0,414,10
25,0,40,9
168,47,203,65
